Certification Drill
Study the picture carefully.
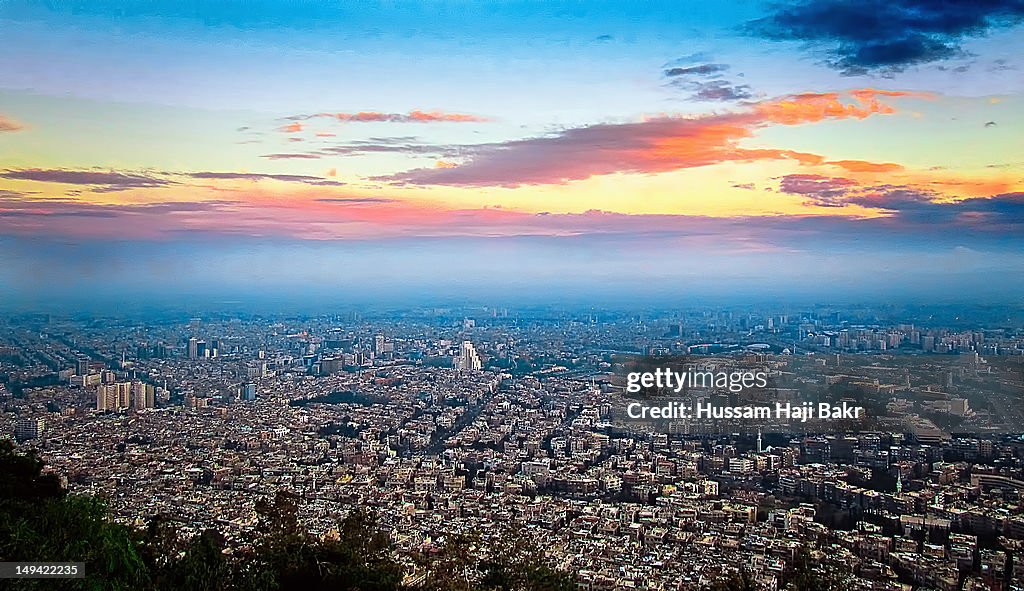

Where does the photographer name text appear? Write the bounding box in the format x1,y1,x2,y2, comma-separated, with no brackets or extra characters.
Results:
625,401,864,422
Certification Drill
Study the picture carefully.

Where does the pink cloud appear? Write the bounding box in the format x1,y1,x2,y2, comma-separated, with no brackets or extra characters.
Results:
290,110,490,124
380,89,922,187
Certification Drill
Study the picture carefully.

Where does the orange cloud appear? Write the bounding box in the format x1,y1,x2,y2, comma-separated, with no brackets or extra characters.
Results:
4,180,1022,245
385,89,917,187
0,115,24,132
407,110,489,123
279,122,304,133
827,160,905,173
753,89,928,125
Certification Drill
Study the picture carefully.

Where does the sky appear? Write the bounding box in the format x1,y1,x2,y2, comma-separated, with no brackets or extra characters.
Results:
1,0,1023,307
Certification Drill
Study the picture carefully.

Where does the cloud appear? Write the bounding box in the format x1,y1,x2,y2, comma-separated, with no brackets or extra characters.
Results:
314,197,397,204
665,63,730,77
0,168,349,190
3,189,1023,257
0,168,172,191
186,172,344,186
379,89,915,187
752,89,922,125
663,59,753,102
261,153,324,160
778,173,1024,228
748,0,1024,74
259,138,472,161
0,115,24,132
690,80,754,102
848,188,1024,225
827,159,904,173
320,140,467,157
287,110,489,124
778,174,859,205
0,196,241,238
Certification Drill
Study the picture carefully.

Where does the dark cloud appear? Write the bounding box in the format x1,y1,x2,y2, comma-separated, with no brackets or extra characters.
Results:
664,63,730,76
778,173,1024,228
663,58,752,102
779,174,858,205
747,0,1024,74
853,189,1024,225
780,174,938,209
0,168,172,191
846,186,939,213
984,121,998,127
690,80,754,101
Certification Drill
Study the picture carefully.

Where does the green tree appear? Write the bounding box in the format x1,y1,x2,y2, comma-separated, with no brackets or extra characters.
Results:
0,440,149,590
415,529,576,591
244,490,403,591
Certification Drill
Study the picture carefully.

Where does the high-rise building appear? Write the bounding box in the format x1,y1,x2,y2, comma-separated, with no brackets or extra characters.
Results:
97,382,132,411
76,356,90,376
188,337,199,359
14,417,45,441
454,341,481,372
131,381,155,409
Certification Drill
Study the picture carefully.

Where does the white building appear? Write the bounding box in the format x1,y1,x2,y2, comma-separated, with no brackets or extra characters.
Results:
454,340,481,371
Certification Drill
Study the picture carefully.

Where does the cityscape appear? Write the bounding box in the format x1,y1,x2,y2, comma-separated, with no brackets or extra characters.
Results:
2,0,1024,589
2,304,1024,589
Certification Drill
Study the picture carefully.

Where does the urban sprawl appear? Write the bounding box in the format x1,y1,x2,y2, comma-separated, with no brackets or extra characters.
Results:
2,304,1024,591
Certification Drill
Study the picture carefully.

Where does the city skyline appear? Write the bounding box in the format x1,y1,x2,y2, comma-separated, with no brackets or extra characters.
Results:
1,1,1023,304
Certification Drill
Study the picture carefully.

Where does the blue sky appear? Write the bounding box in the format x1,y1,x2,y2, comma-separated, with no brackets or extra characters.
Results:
1,0,1023,305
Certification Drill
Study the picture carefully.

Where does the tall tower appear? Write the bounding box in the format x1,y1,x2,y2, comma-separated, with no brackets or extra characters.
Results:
454,341,481,372
756,428,763,454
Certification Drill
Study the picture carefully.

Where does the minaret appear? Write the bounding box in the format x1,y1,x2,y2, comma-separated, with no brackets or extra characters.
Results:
896,470,903,495
756,428,763,454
